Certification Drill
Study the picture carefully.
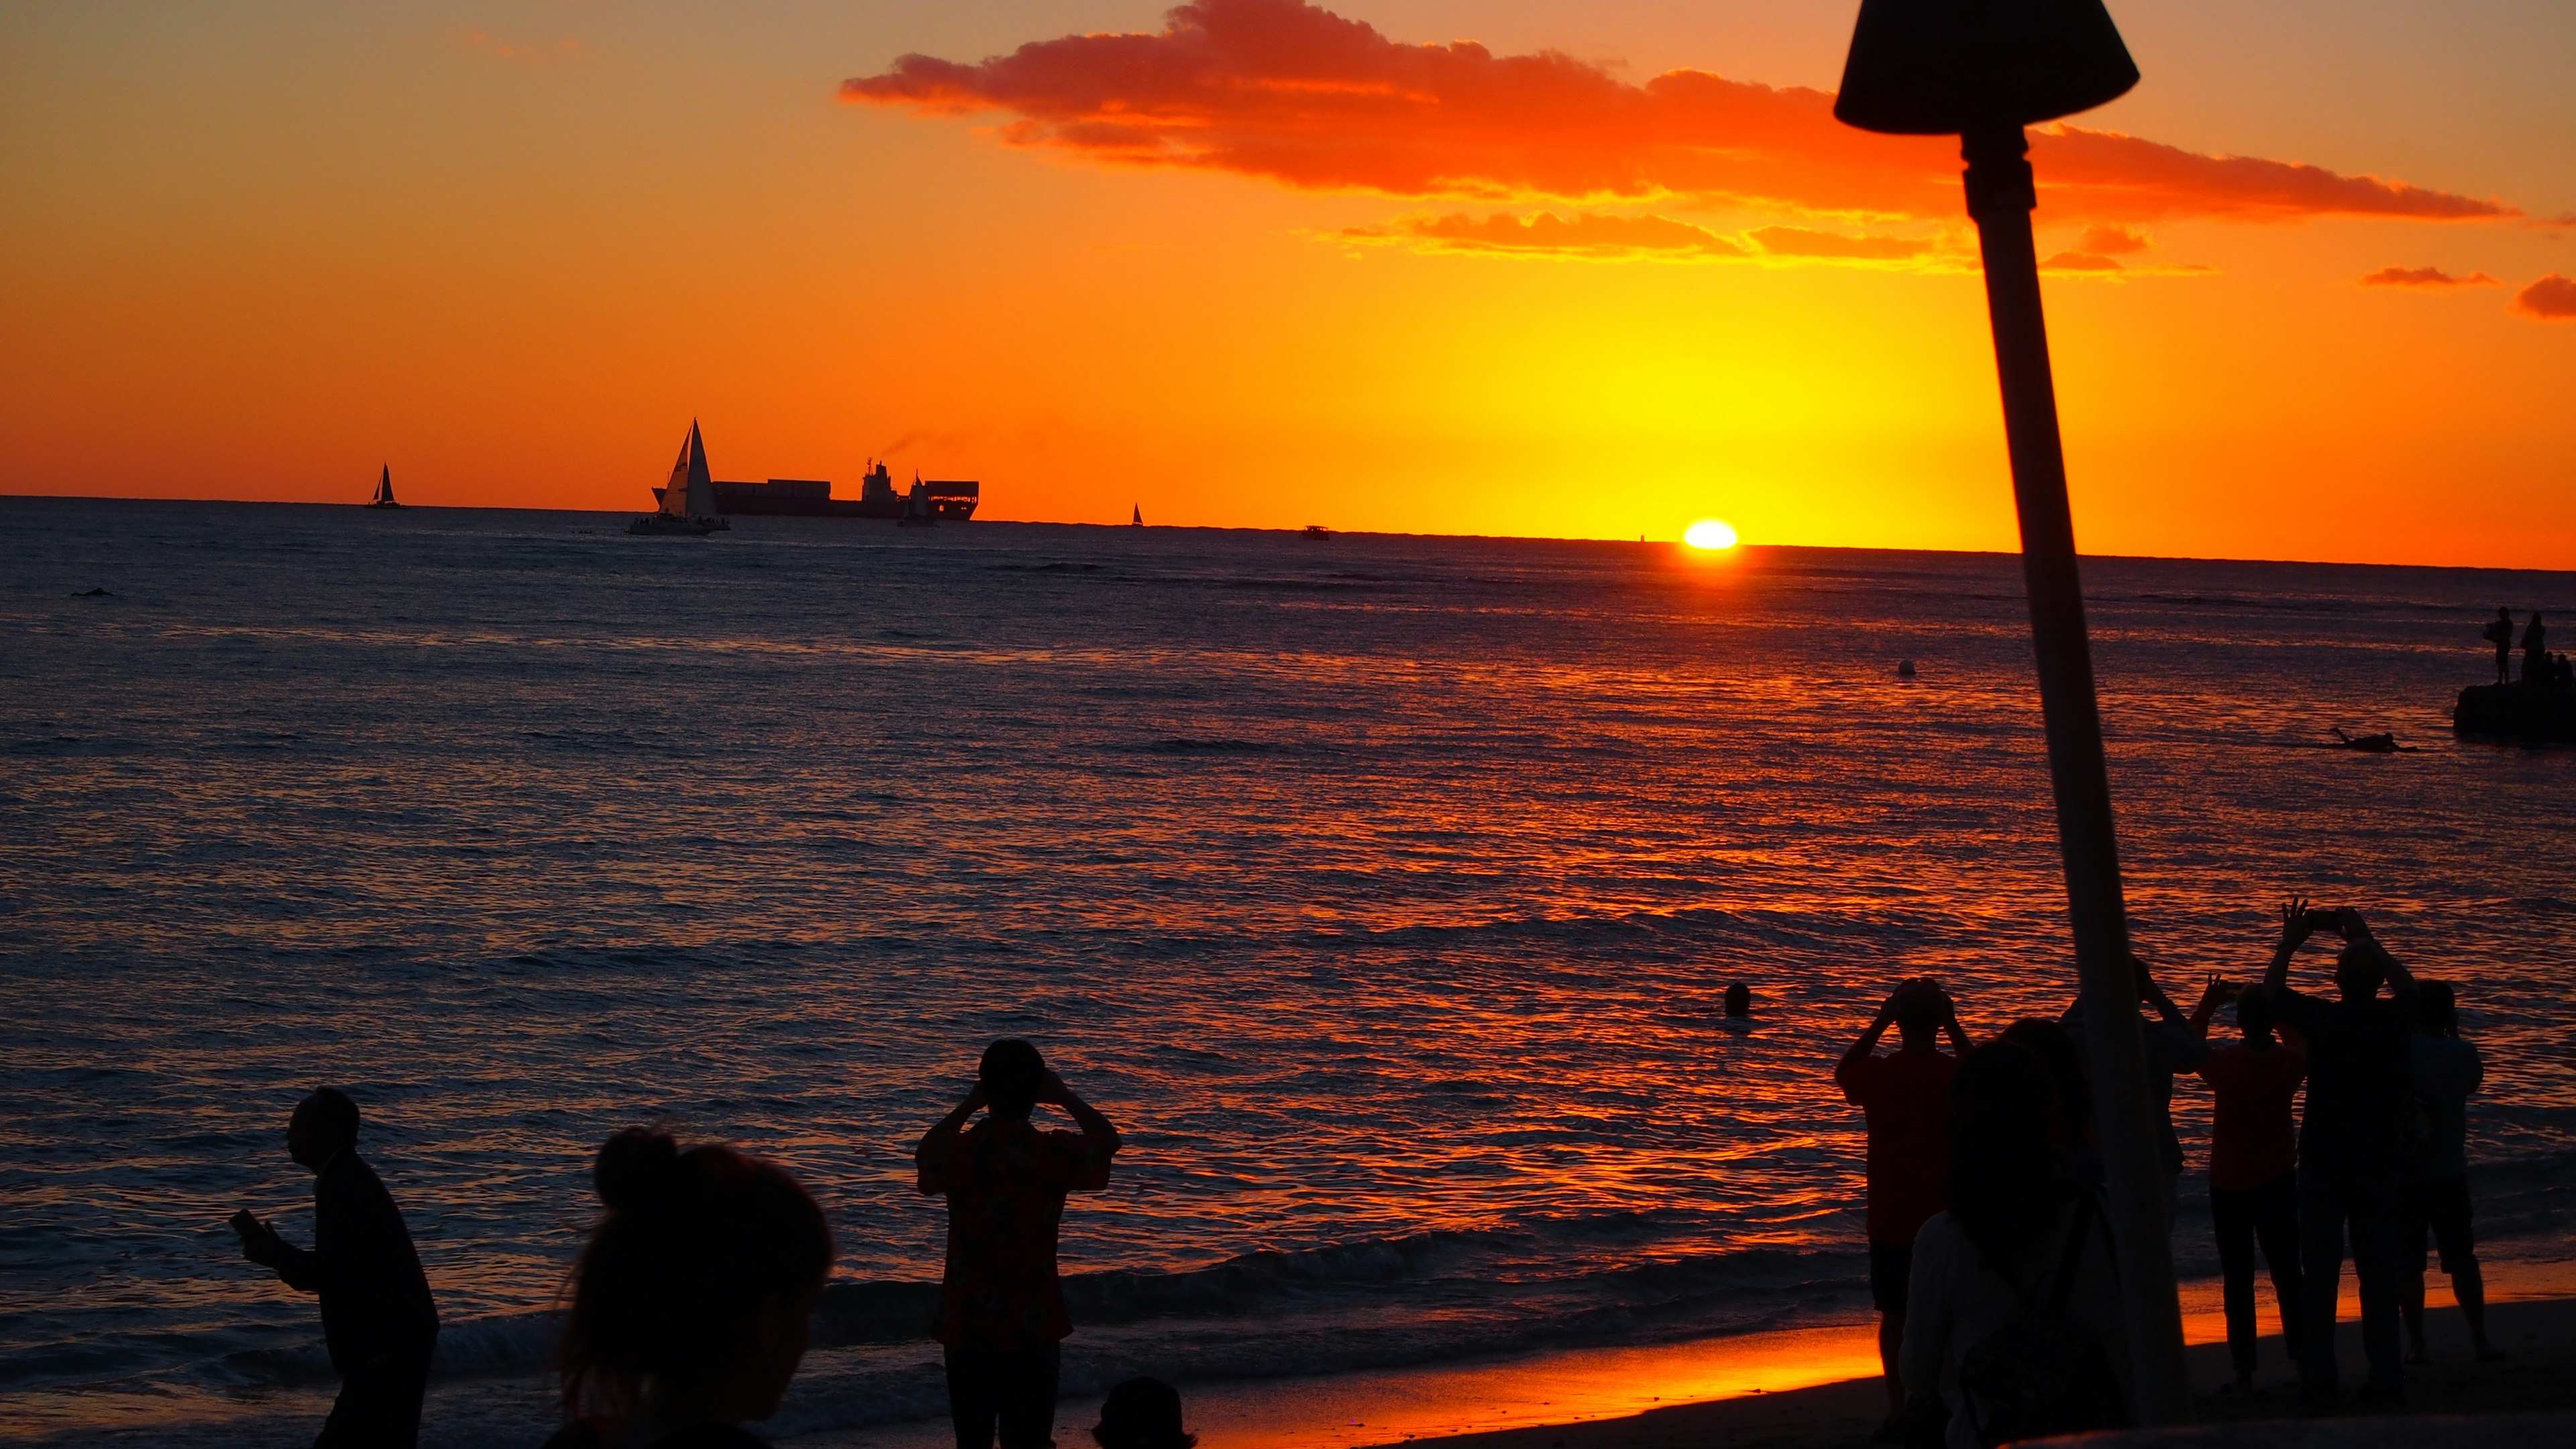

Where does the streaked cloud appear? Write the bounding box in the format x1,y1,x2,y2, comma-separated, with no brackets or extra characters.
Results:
2510,274,2576,320
1347,211,1748,258
844,0,2514,224
1748,225,1933,260
2359,266,2500,287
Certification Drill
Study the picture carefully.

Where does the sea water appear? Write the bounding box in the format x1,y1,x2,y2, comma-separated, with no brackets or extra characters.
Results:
2,496,2571,1446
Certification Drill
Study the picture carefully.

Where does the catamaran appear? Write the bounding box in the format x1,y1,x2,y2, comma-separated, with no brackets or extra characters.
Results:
366,465,401,509
630,421,731,535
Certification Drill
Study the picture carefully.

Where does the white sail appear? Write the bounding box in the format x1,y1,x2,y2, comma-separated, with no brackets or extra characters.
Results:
662,421,718,518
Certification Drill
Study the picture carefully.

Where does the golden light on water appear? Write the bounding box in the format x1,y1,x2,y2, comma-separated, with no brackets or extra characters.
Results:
1684,519,1739,551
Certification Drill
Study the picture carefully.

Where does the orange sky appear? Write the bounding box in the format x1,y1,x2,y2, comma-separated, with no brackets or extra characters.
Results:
4,1,2571,566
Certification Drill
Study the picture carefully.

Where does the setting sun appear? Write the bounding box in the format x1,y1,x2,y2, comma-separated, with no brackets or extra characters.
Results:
1684,519,1740,550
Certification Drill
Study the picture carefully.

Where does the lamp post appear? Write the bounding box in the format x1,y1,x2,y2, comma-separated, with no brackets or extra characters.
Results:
1832,0,2191,1426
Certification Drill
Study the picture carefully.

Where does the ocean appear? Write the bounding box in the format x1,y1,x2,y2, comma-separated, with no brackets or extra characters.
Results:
3,496,2571,1446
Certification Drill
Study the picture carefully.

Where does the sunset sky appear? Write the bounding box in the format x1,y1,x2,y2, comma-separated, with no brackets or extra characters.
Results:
6,1,2571,566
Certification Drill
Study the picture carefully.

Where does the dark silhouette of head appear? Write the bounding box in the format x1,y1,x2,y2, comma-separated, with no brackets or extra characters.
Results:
1998,1016,2090,1152
2334,943,2386,1002
558,1128,834,1428
1723,983,1752,1018
2416,981,2458,1037
2499,606,2513,619
1892,977,1947,1050
1093,1375,1195,1449
980,1038,1046,1120
1946,1040,2069,1269
2236,985,2277,1044
287,1088,360,1170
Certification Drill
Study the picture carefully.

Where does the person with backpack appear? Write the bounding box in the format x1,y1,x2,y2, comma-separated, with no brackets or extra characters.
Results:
1899,1039,2129,1449
2402,982,2502,1364
1836,977,1972,1433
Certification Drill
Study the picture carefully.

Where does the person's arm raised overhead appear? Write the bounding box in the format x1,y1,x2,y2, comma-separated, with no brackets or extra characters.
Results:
2341,910,2415,998
1938,987,1972,1053
1038,1070,1121,1189
1836,992,1898,1097
2261,896,2314,998
2188,973,2232,1038
916,1081,988,1196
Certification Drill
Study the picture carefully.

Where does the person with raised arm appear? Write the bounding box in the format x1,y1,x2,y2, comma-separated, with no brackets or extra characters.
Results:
919,1040,1122,1449
2188,971,2308,1393
2059,955,2206,1226
2402,981,2503,1364
2253,898,2420,1407
229,1089,440,1449
1836,977,1971,1437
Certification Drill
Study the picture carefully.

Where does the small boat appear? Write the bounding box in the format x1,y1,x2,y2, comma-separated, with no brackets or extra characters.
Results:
1132,504,1144,527
366,465,402,509
630,421,731,536
897,473,940,527
1303,525,1332,540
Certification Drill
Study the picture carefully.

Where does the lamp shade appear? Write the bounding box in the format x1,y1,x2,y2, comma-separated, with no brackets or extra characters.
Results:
1834,0,2138,136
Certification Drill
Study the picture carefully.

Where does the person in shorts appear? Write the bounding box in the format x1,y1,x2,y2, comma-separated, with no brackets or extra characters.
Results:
1837,977,1970,1432
2402,982,2502,1363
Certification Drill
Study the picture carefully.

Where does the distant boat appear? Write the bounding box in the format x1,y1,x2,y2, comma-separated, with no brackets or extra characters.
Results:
897,471,940,527
630,420,731,536
366,465,402,509
1303,525,1332,540
1132,504,1144,527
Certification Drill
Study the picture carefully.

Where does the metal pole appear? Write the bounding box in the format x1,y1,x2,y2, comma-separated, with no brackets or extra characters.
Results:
1960,122,2192,1426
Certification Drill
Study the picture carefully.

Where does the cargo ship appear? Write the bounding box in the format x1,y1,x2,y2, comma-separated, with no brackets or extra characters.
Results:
654,458,979,521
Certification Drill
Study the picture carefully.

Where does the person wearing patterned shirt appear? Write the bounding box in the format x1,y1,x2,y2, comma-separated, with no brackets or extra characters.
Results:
918,1040,1122,1449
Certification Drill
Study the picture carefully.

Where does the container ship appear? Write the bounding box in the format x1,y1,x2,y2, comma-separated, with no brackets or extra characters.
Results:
654,458,978,521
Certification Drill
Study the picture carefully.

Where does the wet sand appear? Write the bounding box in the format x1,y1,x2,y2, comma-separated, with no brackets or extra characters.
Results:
1391,1295,2576,1449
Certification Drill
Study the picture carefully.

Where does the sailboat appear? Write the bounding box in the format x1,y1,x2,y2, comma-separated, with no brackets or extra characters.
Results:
629,420,731,536
1132,504,1144,527
366,465,401,509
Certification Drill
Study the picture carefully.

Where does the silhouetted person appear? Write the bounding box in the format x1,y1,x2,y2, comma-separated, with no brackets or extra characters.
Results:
545,1128,834,1448
920,1040,1122,1449
1997,1018,2093,1171
2188,975,2307,1393
1723,982,1752,1018
1093,1377,1195,1449
2523,612,2548,684
1836,977,1970,1430
2255,899,2420,1407
1899,1040,2130,1448
229,1089,439,1448
2402,982,2502,1364
2059,956,2204,1225
2483,607,2515,684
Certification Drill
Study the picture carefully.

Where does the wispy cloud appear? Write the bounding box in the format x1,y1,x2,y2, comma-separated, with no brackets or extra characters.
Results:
844,0,2514,224
2074,225,2150,256
2359,266,2500,288
1346,211,1748,258
1748,225,1933,260
2510,274,2576,320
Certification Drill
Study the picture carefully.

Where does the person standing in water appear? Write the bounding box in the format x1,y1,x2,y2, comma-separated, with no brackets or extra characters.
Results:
2483,608,2516,685
2523,612,2548,685
230,1089,440,1448
2402,982,2503,1364
2189,975,2308,1393
1836,977,1971,1434
920,1040,1123,1449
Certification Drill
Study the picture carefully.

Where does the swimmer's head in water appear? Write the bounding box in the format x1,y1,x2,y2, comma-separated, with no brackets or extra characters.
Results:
1723,983,1751,1017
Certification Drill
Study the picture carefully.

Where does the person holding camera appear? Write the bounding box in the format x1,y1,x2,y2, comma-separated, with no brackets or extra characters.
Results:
2188,975,2307,1393
1836,977,1971,1433
2253,898,2420,1407
229,1089,440,1448
918,1040,1122,1449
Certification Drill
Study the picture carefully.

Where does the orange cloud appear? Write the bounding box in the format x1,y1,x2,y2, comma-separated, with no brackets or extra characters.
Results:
1348,211,1748,257
2359,266,2500,287
844,0,2514,224
1748,225,1932,260
2042,250,2127,272
2511,274,2576,319
2076,224,2150,256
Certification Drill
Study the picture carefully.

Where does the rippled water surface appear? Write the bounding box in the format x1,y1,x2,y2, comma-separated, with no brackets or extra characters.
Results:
3,498,2571,1444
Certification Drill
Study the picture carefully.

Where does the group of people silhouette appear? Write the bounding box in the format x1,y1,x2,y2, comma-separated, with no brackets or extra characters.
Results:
233,906,2492,1449
2485,607,2571,687
1837,902,2496,1448
233,1042,1181,1449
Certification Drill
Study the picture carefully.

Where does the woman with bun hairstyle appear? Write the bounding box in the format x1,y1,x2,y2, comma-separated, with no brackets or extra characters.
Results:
545,1128,835,1448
